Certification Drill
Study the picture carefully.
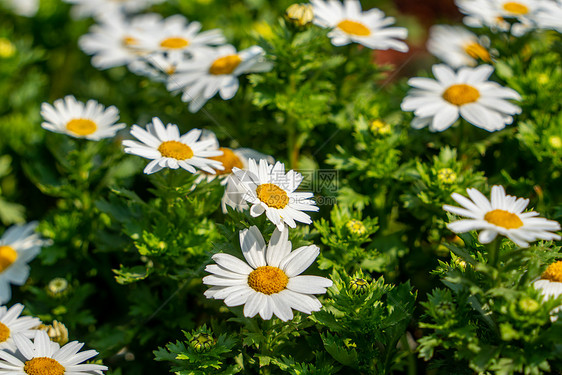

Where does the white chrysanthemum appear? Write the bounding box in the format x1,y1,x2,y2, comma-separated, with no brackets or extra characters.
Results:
533,260,562,321
0,0,38,17
535,0,562,32
401,64,521,132
203,226,332,321
79,13,160,70
40,96,125,140
0,304,41,352
122,117,223,175
132,14,225,55
231,159,319,231
63,0,164,19
456,0,543,36
443,185,561,247
0,330,107,375
0,222,47,304
427,25,492,67
310,0,408,51
168,45,272,113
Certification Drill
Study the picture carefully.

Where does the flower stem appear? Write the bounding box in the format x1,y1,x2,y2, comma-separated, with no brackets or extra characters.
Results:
487,238,501,268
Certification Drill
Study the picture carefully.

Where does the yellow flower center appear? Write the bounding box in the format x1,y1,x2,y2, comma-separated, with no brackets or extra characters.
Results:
337,19,371,36
209,55,242,75
208,148,244,175
541,261,562,283
484,209,523,229
0,245,18,273
256,183,289,209
464,42,491,62
0,322,10,343
122,36,138,47
247,266,289,295
65,119,98,137
158,141,194,160
502,2,529,15
442,84,480,106
160,37,190,49
23,357,65,375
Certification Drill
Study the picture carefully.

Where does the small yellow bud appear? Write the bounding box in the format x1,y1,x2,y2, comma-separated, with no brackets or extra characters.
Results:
518,298,539,313
349,278,369,294
253,21,274,39
537,74,549,85
36,321,69,345
189,333,215,352
369,120,392,136
46,278,70,298
346,219,367,236
285,4,314,27
437,168,457,184
548,135,562,149
0,38,16,58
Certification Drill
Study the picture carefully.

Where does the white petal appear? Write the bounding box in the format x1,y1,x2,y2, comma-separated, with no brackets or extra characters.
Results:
287,276,332,294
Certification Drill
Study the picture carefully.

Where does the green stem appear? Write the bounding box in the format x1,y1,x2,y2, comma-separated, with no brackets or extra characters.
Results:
487,238,501,268
400,334,416,375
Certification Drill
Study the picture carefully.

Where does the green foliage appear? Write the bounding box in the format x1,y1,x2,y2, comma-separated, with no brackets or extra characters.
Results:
1,1,562,374
154,325,240,375
313,270,416,374
419,233,562,373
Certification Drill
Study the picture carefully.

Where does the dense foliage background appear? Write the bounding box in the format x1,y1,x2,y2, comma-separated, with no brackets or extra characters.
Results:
1,0,561,374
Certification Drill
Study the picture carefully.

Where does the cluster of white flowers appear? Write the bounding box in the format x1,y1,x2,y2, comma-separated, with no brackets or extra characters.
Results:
402,0,562,133
38,89,330,322
456,0,562,36
78,8,271,113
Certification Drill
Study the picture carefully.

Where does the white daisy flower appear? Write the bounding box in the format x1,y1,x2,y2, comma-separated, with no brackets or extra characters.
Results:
0,304,41,352
427,25,492,68
400,64,522,132
534,260,562,321
0,0,38,17
122,117,224,175
168,45,272,113
456,0,542,36
230,159,319,231
0,330,107,375
0,222,47,304
63,0,164,19
535,0,562,32
40,95,126,140
218,148,273,214
310,0,408,51
443,185,561,247
132,14,225,55
203,226,332,321
79,13,161,70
